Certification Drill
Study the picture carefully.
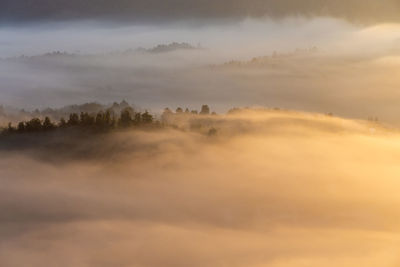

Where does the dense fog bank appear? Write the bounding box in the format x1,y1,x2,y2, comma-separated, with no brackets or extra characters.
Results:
1,109,400,266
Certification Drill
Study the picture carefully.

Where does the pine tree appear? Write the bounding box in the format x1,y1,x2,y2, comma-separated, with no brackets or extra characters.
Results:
200,105,210,115
42,117,55,130
17,122,25,132
119,108,133,127
141,111,153,124
68,113,79,126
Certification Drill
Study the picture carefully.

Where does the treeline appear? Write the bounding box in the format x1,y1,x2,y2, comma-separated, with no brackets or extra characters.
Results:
162,105,215,116
2,107,155,135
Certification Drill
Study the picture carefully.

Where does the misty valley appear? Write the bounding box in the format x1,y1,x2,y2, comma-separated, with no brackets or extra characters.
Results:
2,2,400,266
1,101,399,266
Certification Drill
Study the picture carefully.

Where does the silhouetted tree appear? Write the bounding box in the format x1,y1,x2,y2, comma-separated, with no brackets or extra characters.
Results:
120,100,130,109
25,118,42,132
185,108,190,113
95,111,105,128
59,118,67,127
161,108,173,123
141,111,153,124
104,110,115,128
176,107,183,113
17,122,25,132
7,122,16,133
68,113,79,126
42,117,55,130
200,105,210,115
80,112,95,126
1,102,162,136
163,108,172,114
119,107,133,127
134,112,142,125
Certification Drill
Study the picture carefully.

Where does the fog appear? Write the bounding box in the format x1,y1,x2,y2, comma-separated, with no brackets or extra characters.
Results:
2,2,400,264
1,18,400,123
1,110,400,266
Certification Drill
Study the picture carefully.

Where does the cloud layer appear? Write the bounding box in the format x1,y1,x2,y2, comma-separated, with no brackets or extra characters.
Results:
1,0,400,24
1,110,400,266
2,30,400,124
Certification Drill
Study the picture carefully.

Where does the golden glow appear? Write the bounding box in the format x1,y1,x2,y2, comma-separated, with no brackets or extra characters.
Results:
2,110,400,266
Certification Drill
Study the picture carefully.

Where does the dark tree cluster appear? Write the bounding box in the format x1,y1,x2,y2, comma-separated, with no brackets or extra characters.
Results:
5,117,56,134
162,105,216,119
2,108,155,135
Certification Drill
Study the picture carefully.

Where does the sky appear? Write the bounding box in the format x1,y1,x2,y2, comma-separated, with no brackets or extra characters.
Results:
1,0,400,24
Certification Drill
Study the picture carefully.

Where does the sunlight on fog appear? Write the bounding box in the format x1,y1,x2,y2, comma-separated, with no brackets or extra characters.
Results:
1,110,400,266
2,0,400,265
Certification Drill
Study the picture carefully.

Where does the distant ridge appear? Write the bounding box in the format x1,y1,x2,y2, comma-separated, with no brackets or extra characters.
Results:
2,42,199,61
136,42,197,54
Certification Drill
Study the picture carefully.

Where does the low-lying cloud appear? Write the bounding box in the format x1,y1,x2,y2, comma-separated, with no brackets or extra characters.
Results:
1,18,400,124
1,110,400,266
2,37,400,124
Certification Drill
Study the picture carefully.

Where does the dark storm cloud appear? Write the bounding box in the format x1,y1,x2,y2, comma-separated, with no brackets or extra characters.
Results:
1,0,400,24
